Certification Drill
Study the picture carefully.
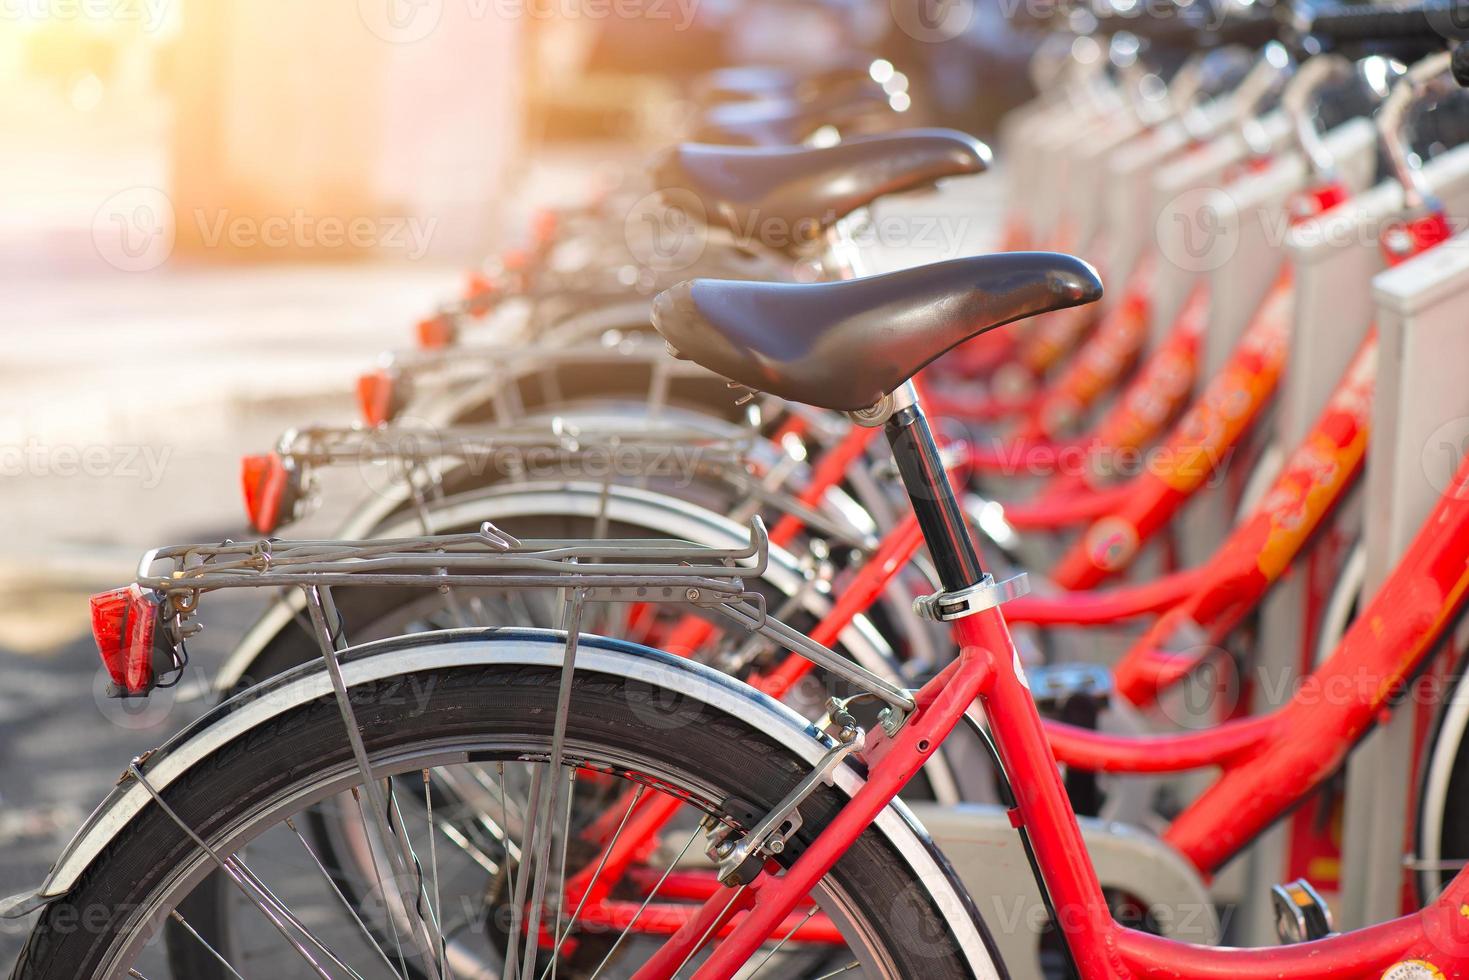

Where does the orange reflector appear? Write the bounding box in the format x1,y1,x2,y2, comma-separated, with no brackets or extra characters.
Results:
416,313,457,350
357,369,402,427
241,452,299,534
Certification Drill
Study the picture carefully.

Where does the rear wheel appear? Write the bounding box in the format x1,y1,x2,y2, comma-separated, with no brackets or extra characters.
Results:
13,656,994,979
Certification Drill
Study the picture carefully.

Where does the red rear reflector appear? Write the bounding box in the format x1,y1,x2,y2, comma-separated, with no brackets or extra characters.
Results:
357,369,402,427
90,585,162,697
416,313,456,350
241,452,299,534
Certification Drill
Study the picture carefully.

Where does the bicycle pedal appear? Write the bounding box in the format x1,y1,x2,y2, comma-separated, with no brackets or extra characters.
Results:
1271,878,1334,943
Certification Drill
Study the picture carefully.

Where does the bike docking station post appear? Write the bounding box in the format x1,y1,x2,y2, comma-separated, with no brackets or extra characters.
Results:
1103,87,1233,303
1147,108,1290,349
1228,117,1443,947
1055,103,1147,268
1341,218,1469,932
1022,54,1117,252
1082,97,1292,644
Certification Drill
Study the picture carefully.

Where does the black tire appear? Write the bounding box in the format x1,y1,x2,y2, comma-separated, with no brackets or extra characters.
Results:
12,656,994,979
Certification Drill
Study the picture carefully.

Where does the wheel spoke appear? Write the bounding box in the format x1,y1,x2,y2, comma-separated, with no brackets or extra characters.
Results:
127,760,336,980
424,770,452,979
672,884,747,978
306,586,448,975
168,909,249,980
538,784,645,980
519,593,588,980
231,855,369,980
285,814,407,980
745,905,820,978
504,763,546,974
353,787,413,979
587,824,704,980
549,766,578,980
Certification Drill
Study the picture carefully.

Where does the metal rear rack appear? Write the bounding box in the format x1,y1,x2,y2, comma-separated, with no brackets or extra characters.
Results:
271,418,751,470
255,415,875,550
132,517,915,714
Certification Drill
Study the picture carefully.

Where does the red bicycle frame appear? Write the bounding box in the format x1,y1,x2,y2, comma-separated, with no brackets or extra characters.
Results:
628,393,1469,980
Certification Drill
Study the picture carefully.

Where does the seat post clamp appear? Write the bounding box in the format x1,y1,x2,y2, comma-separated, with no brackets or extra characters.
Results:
914,572,1030,622
846,382,918,428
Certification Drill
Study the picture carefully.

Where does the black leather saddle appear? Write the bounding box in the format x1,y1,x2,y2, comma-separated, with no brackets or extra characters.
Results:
654,129,990,254
651,253,1103,412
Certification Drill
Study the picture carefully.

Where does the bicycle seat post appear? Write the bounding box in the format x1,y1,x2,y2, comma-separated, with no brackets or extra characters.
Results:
873,384,986,593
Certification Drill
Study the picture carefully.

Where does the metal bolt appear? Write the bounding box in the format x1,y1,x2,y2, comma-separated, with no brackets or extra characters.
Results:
685,588,700,601
768,839,785,854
